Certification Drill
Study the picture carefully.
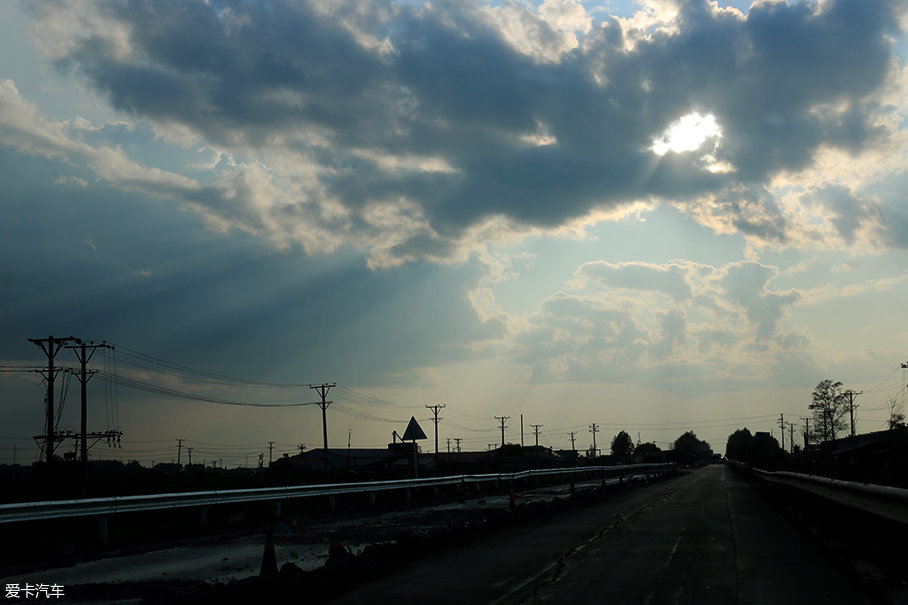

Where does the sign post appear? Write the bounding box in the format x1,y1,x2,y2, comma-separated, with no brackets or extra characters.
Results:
402,416,427,478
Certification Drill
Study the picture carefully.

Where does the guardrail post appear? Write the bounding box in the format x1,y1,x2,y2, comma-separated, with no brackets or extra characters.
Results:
433,486,439,498
369,492,376,507
200,506,209,529
98,516,108,544
328,495,336,511
405,488,412,503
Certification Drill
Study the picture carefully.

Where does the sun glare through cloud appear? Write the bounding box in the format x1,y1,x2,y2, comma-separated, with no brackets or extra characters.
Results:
651,112,723,155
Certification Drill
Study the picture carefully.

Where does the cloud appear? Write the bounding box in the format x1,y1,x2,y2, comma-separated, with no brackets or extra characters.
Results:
720,261,799,340
13,0,902,264
801,184,879,245
577,260,693,300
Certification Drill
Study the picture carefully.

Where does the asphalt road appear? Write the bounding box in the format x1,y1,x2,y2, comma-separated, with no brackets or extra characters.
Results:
329,465,872,605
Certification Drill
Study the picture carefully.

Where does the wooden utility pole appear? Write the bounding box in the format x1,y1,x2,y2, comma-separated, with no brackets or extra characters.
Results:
309,383,335,473
495,416,509,447
66,341,112,479
589,423,600,457
176,438,184,465
568,431,577,453
28,335,80,467
530,424,543,447
426,403,446,461
845,390,862,438
778,414,786,452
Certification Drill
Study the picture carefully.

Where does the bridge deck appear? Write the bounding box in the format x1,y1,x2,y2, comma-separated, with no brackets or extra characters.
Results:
331,465,871,605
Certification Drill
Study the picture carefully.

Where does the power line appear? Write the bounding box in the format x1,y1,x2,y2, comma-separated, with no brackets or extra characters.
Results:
111,344,312,388
95,371,318,407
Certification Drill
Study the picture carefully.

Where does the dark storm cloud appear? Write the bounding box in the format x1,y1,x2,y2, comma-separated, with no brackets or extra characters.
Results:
0,147,504,385
29,0,902,242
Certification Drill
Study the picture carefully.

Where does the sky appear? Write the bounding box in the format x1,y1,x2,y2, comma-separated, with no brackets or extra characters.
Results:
1,0,908,467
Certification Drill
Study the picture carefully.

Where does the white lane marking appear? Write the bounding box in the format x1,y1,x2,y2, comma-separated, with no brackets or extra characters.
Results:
642,533,684,605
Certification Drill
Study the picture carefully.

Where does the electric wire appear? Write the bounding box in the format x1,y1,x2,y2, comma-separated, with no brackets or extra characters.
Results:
95,371,319,408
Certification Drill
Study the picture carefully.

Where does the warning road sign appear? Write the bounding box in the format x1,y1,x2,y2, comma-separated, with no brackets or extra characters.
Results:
402,416,427,441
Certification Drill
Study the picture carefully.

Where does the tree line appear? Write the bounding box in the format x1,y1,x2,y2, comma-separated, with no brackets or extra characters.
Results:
607,430,712,465
725,378,907,465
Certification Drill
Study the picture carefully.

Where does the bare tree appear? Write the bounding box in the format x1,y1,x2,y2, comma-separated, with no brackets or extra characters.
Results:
888,397,906,429
809,379,848,442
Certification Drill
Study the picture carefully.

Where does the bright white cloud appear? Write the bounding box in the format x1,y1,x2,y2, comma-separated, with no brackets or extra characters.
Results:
652,112,723,155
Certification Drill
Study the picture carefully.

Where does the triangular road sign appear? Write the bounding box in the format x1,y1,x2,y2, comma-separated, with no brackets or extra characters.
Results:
402,416,427,441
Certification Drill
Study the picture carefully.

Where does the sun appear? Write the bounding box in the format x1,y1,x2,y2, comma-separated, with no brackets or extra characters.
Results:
652,112,722,156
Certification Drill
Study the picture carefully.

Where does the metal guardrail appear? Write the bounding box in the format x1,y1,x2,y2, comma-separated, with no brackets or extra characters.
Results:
0,463,676,524
728,460,908,526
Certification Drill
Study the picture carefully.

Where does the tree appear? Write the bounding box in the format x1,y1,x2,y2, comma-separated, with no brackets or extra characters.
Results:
725,428,754,462
674,431,711,464
809,379,848,442
888,397,906,429
611,431,634,462
635,442,662,462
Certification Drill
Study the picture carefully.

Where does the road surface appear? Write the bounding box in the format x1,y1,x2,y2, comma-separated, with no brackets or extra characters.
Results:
330,465,871,604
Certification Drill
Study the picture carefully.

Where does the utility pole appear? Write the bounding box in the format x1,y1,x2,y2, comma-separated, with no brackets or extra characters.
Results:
66,340,111,480
802,417,810,449
176,438,184,465
568,431,577,453
589,423,600,457
778,414,786,452
267,441,274,464
187,447,193,466
28,335,80,467
788,423,795,452
530,424,543,447
309,383,335,473
426,403,446,462
495,416,509,447
447,438,451,453
520,414,524,447
454,438,462,453
845,390,862,438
